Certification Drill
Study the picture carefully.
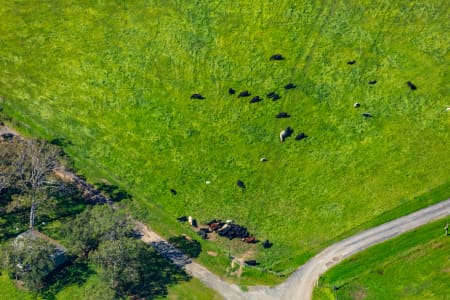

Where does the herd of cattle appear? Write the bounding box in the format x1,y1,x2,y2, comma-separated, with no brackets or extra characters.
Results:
181,53,419,258
177,216,273,250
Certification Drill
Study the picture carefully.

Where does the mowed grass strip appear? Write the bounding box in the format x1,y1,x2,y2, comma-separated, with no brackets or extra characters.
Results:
0,0,449,284
314,219,450,300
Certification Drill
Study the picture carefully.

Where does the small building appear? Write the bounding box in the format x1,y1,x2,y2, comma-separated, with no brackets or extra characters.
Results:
14,229,67,270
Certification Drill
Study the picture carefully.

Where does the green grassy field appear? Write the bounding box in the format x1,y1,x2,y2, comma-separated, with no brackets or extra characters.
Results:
0,269,220,300
314,219,450,300
0,0,449,285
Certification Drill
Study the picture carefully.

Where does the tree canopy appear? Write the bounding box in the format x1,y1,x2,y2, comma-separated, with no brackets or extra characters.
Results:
2,236,56,291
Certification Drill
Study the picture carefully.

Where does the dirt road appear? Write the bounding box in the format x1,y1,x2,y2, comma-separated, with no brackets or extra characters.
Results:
138,199,450,300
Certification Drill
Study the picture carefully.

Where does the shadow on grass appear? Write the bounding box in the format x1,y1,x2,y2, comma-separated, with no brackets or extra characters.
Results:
94,182,132,202
40,259,95,300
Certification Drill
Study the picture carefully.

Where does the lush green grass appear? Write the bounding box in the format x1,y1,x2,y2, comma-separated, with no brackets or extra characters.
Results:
160,278,223,300
0,0,449,284
0,268,220,300
314,219,450,300
0,272,35,300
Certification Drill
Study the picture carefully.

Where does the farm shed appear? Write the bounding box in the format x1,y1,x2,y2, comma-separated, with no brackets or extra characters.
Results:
14,229,68,270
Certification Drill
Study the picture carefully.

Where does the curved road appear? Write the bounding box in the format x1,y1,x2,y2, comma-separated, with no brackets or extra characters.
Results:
140,199,450,300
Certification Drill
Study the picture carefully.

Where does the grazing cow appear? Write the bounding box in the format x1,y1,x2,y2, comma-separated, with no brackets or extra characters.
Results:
188,216,197,227
280,127,294,142
406,81,417,90
238,90,251,97
210,222,221,231
284,83,296,89
362,112,372,118
237,180,246,188
170,189,177,195
177,216,188,222
368,80,377,85
295,133,307,140
229,88,236,95
272,93,281,101
260,157,268,162
217,223,229,232
276,112,290,118
270,54,284,60
245,260,258,266
267,91,275,98
242,237,257,243
354,102,361,108
347,60,356,65
191,93,205,99
250,96,262,103
262,240,273,249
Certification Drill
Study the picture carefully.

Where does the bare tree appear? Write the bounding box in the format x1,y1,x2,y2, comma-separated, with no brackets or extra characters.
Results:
0,139,60,228
19,140,59,228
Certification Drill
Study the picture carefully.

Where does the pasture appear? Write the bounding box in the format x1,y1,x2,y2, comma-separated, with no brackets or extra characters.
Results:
0,0,449,284
313,219,450,299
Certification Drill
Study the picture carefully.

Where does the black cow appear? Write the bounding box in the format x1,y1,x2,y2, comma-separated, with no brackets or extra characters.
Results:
191,93,205,99
229,88,236,95
284,83,296,89
368,80,377,85
267,91,275,98
272,93,281,101
347,60,356,65
270,54,285,60
250,96,262,103
276,112,290,118
177,216,188,222
280,127,294,142
238,90,251,97
406,81,417,90
237,180,246,189
245,260,258,266
262,240,273,249
170,189,177,195
362,112,372,118
295,133,307,140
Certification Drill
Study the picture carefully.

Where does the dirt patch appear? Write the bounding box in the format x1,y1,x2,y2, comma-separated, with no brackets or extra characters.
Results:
207,251,218,257
230,249,255,278
350,285,368,300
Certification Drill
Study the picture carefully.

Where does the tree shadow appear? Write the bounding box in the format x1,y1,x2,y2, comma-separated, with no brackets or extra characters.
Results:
49,137,73,147
40,259,95,300
126,248,191,299
94,182,132,202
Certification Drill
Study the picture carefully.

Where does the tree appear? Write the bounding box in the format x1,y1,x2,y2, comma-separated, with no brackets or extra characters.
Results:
91,237,188,299
0,138,60,228
2,236,56,291
18,140,60,228
65,205,134,258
